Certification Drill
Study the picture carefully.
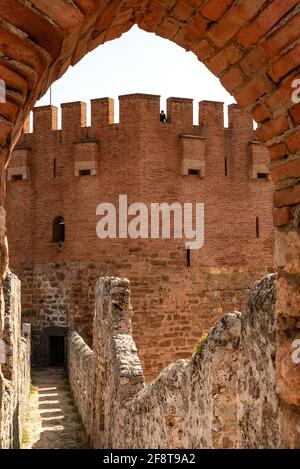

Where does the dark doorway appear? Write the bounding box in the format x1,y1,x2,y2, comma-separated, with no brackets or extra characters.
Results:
49,336,65,367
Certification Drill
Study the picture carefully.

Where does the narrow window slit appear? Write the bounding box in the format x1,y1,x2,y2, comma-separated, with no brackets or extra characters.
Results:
188,169,200,176
79,169,91,176
186,247,191,267
257,172,268,179
11,174,23,181
53,216,65,243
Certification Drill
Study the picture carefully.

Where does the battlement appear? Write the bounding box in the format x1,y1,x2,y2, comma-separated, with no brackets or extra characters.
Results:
33,105,58,133
119,93,161,124
20,94,256,139
9,93,266,184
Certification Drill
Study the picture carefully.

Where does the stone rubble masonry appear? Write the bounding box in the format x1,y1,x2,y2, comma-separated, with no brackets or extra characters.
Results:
237,273,282,448
68,274,282,449
17,260,272,381
6,95,274,380
68,332,94,437
0,271,30,449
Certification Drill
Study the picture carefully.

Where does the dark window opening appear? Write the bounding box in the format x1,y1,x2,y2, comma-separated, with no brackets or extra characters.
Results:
256,217,260,238
257,172,268,179
53,216,65,243
11,174,23,181
79,169,91,176
53,159,56,178
188,169,200,176
224,157,228,176
186,247,191,267
49,336,65,367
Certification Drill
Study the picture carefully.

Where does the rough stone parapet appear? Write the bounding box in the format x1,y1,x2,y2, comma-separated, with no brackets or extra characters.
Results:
68,331,93,442
68,274,282,448
0,270,30,449
237,273,282,448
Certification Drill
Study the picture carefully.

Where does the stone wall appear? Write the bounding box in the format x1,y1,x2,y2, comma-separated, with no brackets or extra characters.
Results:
68,331,94,442
68,274,282,448
0,271,31,449
19,260,272,380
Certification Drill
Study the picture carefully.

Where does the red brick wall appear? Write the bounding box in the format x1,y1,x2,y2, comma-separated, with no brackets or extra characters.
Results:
6,95,274,267
5,94,274,380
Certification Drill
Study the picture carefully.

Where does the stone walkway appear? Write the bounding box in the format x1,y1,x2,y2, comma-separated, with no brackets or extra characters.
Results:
22,368,89,449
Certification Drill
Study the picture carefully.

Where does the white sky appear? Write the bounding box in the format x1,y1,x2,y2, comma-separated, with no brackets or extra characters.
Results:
37,25,235,126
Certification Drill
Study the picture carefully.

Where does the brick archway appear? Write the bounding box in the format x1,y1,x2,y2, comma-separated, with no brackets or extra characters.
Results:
1,0,300,446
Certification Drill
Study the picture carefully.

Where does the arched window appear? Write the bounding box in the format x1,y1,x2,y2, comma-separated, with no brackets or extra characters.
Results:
53,216,65,243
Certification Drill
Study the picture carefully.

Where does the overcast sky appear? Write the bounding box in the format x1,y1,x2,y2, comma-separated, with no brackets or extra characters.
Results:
37,25,235,125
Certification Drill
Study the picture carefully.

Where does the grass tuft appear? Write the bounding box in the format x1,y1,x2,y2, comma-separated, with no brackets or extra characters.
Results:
194,332,209,358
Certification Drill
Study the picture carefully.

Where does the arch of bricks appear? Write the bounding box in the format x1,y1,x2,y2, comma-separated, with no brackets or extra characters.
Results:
0,0,300,445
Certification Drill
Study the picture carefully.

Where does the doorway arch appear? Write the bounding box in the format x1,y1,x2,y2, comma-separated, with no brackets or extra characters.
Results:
1,0,300,445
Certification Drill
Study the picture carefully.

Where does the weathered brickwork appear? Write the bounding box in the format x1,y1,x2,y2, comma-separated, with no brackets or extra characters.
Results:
5,97,274,379
1,0,300,441
0,271,30,449
68,275,281,448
